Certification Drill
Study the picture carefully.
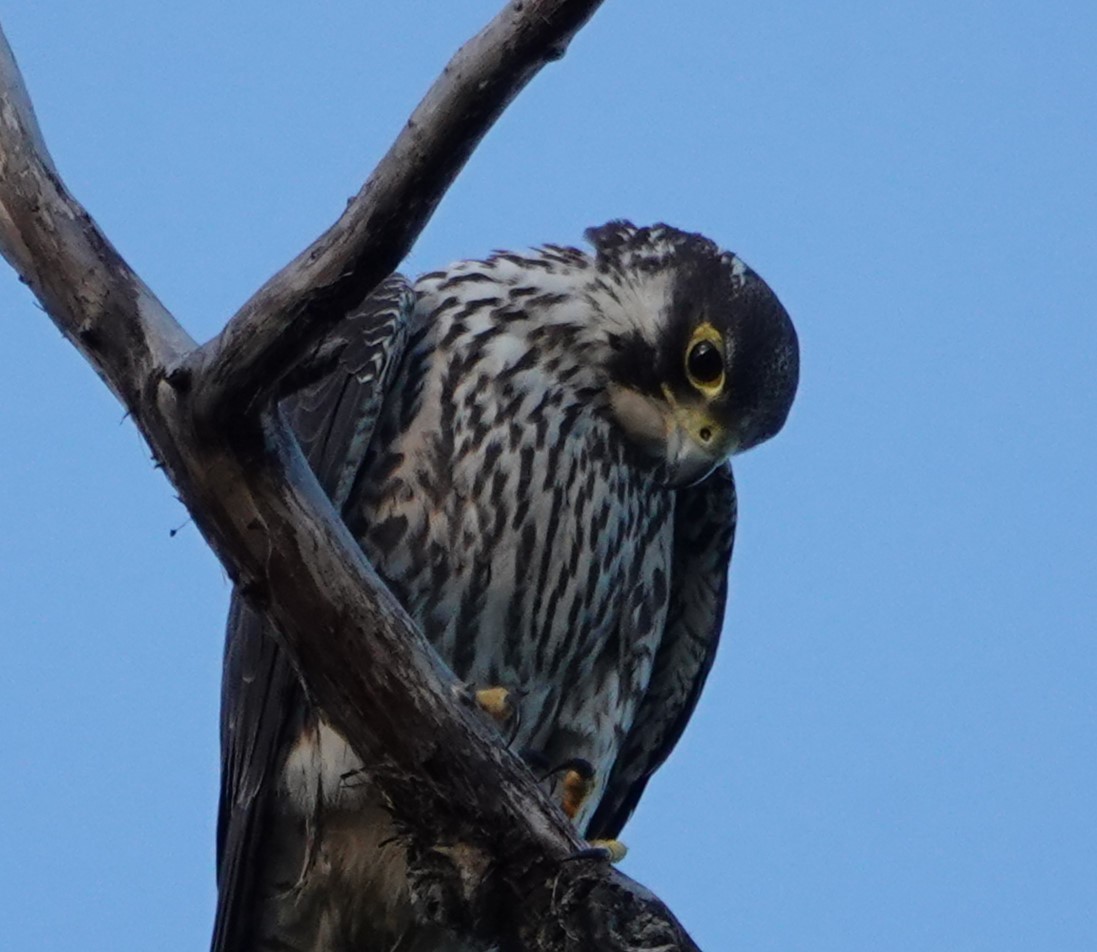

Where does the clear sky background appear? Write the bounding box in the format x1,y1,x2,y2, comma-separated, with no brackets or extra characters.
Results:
1,3,1094,950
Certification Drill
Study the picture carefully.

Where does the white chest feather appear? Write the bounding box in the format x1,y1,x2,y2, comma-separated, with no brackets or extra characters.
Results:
281,719,368,815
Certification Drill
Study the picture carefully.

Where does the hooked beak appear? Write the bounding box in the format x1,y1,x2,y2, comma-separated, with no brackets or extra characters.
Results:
663,427,723,487
607,384,734,487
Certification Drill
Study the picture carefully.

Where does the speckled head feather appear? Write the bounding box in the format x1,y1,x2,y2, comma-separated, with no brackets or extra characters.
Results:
580,221,798,483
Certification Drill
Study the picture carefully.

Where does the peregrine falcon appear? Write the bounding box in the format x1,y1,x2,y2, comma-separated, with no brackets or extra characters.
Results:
214,221,799,951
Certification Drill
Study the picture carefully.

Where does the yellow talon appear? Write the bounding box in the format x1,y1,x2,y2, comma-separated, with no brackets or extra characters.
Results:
474,686,514,725
559,761,595,821
589,838,628,863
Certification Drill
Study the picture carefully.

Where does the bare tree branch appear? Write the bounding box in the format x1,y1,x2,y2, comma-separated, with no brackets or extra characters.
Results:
194,0,604,422
0,4,702,949
0,29,194,408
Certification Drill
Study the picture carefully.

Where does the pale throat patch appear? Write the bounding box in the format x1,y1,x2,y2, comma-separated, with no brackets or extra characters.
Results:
607,384,671,458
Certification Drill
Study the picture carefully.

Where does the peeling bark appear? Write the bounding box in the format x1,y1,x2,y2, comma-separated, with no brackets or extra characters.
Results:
0,4,701,949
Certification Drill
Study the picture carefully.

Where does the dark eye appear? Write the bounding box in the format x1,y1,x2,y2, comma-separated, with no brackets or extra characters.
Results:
687,340,724,386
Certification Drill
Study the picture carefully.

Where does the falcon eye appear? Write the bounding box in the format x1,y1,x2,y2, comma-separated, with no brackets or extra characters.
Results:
683,321,726,396
687,341,722,382
685,339,725,392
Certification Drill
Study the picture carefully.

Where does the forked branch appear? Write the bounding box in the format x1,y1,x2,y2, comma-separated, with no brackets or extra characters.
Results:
0,4,700,949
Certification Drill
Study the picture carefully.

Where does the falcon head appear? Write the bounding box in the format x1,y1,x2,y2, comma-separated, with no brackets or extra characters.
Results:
589,221,799,486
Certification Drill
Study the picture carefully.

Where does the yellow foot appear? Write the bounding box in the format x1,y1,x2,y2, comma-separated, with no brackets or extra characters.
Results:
462,685,521,744
566,839,629,864
558,759,595,821
474,686,514,725
589,838,628,863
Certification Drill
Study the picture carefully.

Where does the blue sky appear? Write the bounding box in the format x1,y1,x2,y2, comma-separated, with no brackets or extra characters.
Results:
1,3,1094,949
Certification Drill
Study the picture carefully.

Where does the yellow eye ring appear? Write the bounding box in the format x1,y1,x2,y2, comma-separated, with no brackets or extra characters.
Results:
684,323,725,396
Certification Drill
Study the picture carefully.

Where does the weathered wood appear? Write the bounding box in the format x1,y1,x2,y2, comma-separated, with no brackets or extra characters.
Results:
192,0,607,423
0,4,701,949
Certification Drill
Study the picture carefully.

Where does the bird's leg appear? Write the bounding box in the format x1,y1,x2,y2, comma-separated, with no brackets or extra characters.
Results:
451,682,522,744
474,686,514,726
554,757,595,822
585,839,628,862
477,686,523,745
565,840,629,863
540,757,629,863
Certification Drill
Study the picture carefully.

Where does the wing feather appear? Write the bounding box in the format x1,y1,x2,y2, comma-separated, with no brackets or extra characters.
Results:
586,464,737,841
211,276,412,952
